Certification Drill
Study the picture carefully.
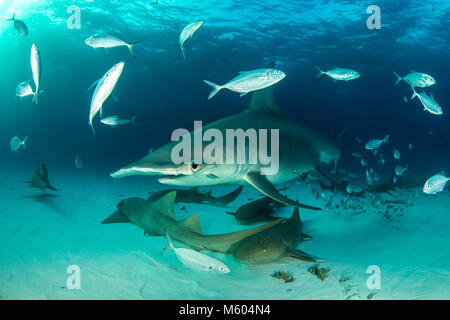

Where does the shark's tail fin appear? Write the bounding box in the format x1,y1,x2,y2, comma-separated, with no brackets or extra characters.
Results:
316,67,325,78
130,115,138,127
203,80,223,100
215,185,243,206
127,40,143,58
7,13,15,21
393,72,402,86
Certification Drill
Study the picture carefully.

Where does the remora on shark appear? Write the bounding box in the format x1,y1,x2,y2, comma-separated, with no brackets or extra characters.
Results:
111,62,342,210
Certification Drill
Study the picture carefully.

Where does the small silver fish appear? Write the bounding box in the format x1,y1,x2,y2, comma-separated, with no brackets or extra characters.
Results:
411,88,443,115
203,68,286,100
165,233,230,274
75,154,84,169
316,67,360,81
179,20,204,59
100,115,137,127
393,148,401,159
365,135,389,150
15,81,33,98
10,136,28,152
352,152,362,158
394,71,436,88
423,173,449,195
7,13,28,36
85,34,143,58
89,62,125,134
320,190,334,199
30,44,42,104
395,165,408,177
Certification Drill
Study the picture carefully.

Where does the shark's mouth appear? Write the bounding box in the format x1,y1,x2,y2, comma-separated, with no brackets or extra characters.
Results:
111,162,218,181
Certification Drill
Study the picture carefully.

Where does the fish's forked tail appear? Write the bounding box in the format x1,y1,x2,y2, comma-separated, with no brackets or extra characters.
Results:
410,87,418,100
7,13,15,21
32,91,39,105
127,40,143,58
130,115,138,127
90,122,96,136
22,136,28,150
315,67,325,78
203,80,223,100
393,72,403,86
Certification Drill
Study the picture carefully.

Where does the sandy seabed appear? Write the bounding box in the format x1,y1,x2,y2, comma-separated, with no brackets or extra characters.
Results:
0,166,449,300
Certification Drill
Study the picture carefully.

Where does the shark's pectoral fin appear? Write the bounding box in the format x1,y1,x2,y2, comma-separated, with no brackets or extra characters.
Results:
287,248,324,263
101,210,131,224
244,172,322,210
177,213,202,234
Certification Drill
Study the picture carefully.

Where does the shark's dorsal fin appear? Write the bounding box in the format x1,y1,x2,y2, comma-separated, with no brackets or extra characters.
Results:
177,213,202,234
247,61,280,113
150,191,176,218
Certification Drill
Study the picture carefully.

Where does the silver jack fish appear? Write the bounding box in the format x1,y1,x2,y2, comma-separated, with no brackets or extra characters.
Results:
365,135,389,150
179,21,204,59
203,68,286,100
423,173,449,195
411,88,443,115
30,44,42,104
15,81,33,98
316,67,360,81
10,136,28,152
393,71,435,88
7,13,28,36
85,34,143,58
165,233,230,274
89,62,125,134
100,115,137,127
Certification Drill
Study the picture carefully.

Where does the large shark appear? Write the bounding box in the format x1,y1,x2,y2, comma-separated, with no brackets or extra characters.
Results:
233,206,322,264
102,191,284,253
111,62,341,210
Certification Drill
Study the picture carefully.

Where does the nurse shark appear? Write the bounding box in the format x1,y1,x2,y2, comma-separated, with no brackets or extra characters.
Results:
111,63,341,210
